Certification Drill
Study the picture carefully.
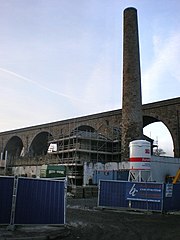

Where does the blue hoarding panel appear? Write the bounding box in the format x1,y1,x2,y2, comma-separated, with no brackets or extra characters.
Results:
98,180,163,212
93,171,129,185
131,200,162,211
117,171,129,181
98,180,128,208
14,178,65,225
93,171,117,185
163,184,180,211
0,176,14,224
170,184,180,211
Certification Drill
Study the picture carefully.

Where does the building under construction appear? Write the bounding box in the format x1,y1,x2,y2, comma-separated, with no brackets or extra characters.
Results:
47,126,121,185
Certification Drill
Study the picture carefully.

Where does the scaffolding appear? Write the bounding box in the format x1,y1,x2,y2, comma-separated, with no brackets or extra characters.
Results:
47,126,121,186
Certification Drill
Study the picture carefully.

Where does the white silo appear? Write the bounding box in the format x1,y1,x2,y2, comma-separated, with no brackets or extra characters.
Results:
128,140,152,182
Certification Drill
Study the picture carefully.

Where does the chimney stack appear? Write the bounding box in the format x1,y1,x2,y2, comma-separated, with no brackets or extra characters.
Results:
121,7,143,161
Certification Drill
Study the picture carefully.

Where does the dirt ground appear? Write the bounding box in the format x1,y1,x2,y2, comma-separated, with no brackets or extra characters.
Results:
1,198,180,239
65,198,180,240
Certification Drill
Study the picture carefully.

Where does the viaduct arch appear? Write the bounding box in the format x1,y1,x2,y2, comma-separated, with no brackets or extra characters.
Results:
143,98,180,157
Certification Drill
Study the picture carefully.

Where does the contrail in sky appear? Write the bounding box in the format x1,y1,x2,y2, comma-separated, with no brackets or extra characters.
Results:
0,67,81,102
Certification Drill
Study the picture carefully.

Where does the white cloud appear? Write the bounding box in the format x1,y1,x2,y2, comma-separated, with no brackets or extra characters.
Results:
0,68,82,102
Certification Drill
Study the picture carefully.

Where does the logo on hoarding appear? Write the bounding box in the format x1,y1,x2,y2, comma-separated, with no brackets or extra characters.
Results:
129,184,138,197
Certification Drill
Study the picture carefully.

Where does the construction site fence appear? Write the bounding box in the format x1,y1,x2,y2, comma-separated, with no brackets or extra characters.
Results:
0,176,66,225
98,180,180,212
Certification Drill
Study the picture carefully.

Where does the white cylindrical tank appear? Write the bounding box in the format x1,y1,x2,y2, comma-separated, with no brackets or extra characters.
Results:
129,140,151,170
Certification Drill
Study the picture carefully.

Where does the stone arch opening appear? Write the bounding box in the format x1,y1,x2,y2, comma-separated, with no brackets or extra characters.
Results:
143,116,173,157
3,136,23,161
72,125,110,140
72,125,96,133
29,131,52,157
143,115,160,128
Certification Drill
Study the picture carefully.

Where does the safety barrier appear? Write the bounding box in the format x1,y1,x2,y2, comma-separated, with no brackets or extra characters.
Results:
98,180,165,212
0,176,14,224
0,176,66,225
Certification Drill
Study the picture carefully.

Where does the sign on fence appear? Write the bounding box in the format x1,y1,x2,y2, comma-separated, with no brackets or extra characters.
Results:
126,182,163,203
165,184,173,198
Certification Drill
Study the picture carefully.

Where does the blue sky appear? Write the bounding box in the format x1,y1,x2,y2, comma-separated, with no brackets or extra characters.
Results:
0,0,180,156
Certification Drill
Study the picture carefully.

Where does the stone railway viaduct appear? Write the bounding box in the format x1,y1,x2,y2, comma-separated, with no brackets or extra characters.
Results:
0,97,180,168
0,8,180,169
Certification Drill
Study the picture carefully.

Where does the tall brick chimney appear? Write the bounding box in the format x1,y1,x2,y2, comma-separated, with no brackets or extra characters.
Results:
121,7,143,161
